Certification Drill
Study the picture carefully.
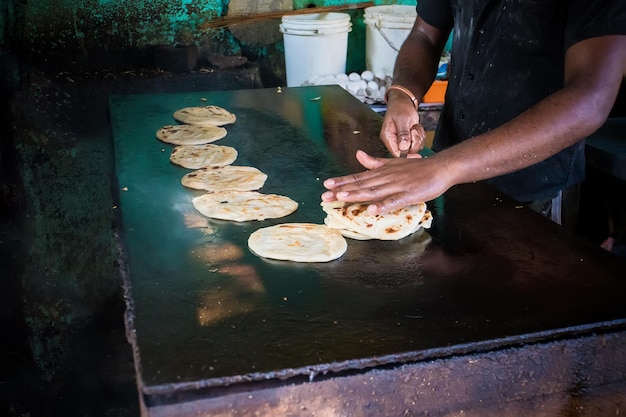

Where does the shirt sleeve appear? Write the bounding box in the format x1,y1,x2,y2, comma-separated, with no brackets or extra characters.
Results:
565,0,626,49
416,0,454,32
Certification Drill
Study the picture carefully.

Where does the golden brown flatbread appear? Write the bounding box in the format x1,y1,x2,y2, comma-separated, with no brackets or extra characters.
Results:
173,106,236,127
181,166,267,192
248,223,347,262
170,144,238,169
321,201,432,240
192,191,298,222
156,124,227,145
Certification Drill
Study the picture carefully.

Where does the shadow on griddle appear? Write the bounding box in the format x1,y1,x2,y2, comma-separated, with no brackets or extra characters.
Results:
308,230,433,289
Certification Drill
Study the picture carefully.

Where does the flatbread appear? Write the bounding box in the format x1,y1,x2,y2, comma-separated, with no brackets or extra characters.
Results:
156,124,227,145
192,191,298,222
321,201,432,240
173,106,236,127
170,144,238,169
181,165,267,192
248,223,348,262
323,215,371,240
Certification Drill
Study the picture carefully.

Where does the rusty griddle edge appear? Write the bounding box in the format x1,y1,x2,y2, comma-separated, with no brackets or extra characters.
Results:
115,227,150,415
139,320,626,406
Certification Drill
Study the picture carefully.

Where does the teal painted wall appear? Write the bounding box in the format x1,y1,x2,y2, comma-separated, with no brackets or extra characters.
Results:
1,0,420,76
20,0,235,57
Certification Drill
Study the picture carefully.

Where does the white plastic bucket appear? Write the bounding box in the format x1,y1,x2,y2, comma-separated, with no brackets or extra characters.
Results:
364,5,417,78
280,12,352,87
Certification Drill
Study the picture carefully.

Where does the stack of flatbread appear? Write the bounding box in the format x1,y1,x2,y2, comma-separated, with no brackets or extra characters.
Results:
248,223,348,262
321,201,432,240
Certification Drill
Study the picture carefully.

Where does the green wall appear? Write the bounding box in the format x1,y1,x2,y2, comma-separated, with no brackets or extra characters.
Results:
19,0,233,60
1,0,418,76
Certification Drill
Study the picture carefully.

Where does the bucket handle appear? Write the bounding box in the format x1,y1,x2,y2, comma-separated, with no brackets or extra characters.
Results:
282,27,322,35
374,23,402,52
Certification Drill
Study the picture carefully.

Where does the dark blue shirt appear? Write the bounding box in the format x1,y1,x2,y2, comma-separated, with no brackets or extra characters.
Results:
418,0,626,202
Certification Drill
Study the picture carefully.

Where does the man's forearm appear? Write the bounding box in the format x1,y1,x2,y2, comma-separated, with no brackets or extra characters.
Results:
434,36,626,189
436,76,622,189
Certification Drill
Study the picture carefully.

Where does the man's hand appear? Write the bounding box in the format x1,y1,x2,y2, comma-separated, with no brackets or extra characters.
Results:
382,94,427,157
321,150,453,214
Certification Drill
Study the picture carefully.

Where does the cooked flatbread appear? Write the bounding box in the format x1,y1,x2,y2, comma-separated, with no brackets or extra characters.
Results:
173,106,236,127
170,144,238,169
248,223,347,262
181,166,267,192
323,215,371,240
417,210,433,230
192,191,298,222
321,201,432,241
156,124,227,145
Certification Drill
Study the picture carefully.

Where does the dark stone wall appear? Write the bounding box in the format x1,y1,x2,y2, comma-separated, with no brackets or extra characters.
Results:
0,42,262,417
4,0,230,70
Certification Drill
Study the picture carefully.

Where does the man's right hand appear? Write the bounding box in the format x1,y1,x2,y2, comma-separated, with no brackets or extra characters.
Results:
381,93,426,157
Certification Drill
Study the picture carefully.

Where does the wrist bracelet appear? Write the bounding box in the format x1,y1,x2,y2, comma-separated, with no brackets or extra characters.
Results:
384,85,419,111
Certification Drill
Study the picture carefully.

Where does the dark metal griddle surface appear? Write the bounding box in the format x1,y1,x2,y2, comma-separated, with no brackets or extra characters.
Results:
110,86,626,403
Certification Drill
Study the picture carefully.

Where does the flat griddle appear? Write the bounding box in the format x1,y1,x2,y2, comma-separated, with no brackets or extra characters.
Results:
110,85,626,408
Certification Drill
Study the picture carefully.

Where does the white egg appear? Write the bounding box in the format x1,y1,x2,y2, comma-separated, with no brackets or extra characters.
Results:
346,80,361,94
379,86,387,100
361,70,375,81
321,75,338,85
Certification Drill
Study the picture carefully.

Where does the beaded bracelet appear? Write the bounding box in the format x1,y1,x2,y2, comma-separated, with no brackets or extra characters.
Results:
384,85,419,111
